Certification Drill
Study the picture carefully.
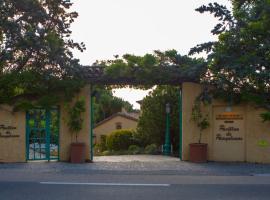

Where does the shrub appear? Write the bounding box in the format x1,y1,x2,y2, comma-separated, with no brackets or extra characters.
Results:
261,112,270,122
94,135,108,156
132,130,148,147
106,129,134,151
94,144,101,155
99,135,107,151
144,144,158,155
128,145,142,155
102,150,112,156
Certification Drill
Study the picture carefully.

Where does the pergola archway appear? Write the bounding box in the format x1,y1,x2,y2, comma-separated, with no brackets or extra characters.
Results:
83,65,201,161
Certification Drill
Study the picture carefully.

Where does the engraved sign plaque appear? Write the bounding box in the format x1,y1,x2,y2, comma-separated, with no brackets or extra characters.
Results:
213,108,245,161
0,124,19,138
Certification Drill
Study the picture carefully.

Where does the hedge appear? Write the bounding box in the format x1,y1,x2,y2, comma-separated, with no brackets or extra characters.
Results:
106,129,135,151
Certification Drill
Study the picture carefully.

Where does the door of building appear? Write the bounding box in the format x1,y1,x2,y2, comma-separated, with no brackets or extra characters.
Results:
26,108,60,161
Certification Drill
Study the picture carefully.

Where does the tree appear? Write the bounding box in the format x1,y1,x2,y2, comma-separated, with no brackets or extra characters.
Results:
0,0,86,110
93,86,136,124
190,0,270,108
136,85,180,154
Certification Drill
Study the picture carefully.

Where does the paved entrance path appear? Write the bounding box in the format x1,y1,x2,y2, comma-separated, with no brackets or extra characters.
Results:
94,155,180,162
1,155,270,176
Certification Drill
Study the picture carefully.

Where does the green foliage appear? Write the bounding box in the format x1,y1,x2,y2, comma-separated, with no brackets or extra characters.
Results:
0,70,84,111
137,85,180,153
0,0,86,110
191,100,210,144
94,135,108,156
190,0,270,111
96,50,206,88
100,135,108,151
101,150,111,156
66,98,86,142
144,144,159,155
132,130,148,147
94,143,105,156
257,139,269,148
92,86,136,124
106,129,135,151
128,145,142,155
100,150,130,156
260,112,270,122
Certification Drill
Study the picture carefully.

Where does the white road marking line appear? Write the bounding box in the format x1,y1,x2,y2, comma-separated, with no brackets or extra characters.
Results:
40,182,170,187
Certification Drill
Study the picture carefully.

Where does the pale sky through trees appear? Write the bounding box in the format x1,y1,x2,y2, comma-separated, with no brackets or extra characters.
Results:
71,0,232,109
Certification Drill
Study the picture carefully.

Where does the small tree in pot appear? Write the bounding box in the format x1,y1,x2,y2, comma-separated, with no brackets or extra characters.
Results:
190,100,210,163
66,98,86,163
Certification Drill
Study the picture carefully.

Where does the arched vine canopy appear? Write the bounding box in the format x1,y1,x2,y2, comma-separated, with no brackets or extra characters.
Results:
82,50,206,88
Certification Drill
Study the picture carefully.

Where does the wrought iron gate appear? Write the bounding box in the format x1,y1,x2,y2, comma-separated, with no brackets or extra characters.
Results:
26,108,60,161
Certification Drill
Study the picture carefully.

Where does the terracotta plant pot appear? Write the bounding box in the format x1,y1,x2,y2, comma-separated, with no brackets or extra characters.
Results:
189,143,207,163
70,143,86,163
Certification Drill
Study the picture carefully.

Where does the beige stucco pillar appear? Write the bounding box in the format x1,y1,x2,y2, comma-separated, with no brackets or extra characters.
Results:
59,85,91,161
182,82,203,160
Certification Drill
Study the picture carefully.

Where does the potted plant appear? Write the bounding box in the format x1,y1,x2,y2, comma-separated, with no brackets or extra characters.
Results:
66,98,86,163
190,100,210,163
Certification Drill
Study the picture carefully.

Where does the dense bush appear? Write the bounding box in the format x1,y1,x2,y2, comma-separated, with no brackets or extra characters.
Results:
132,131,147,147
94,144,102,155
128,145,142,155
102,150,111,156
106,129,135,151
99,135,107,151
94,135,108,156
144,144,159,155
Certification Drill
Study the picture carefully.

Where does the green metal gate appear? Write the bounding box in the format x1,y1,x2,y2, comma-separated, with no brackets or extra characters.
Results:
26,108,60,161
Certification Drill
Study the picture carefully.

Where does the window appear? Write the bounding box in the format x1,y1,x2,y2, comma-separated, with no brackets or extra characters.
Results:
115,122,122,130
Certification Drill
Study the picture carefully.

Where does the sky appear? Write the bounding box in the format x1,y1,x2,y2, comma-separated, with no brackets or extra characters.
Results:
70,0,232,109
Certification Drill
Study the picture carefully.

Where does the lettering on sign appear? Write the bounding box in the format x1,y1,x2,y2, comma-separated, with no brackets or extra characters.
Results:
215,113,243,142
219,125,239,132
216,114,243,120
216,133,243,141
0,124,19,138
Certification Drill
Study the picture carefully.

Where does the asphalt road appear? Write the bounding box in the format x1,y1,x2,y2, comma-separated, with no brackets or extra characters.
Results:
1,180,270,200
1,157,270,200
1,173,270,200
